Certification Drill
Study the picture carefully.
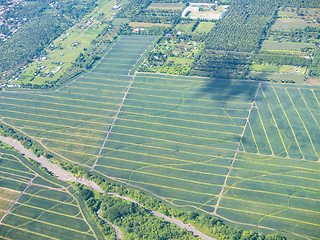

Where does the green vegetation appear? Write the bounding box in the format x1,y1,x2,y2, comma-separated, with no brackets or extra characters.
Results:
194,22,216,33
0,147,107,240
75,183,197,240
11,0,119,88
0,0,98,79
1,35,319,239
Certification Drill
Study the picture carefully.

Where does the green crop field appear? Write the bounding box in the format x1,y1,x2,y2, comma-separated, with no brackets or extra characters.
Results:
0,148,103,240
0,36,319,239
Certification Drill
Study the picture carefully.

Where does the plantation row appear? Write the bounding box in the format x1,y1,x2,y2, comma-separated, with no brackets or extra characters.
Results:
0,36,319,239
95,73,257,209
241,84,320,161
220,152,320,239
0,36,157,165
0,149,99,240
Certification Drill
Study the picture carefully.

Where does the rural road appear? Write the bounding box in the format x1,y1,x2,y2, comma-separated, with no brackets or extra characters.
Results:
97,206,122,240
0,136,215,240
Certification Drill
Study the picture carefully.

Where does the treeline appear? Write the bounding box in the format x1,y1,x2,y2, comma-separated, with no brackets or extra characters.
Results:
279,0,320,7
0,0,98,76
21,25,117,90
116,0,151,20
251,52,311,67
191,51,250,79
119,24,171,35
0,123,287,239
205,0,278,52
191,0,279,79
132,9,182,24
0,15,69,73
62,162,286,240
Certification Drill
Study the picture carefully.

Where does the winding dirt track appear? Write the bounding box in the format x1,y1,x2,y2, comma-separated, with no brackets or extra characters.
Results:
0,136,215,240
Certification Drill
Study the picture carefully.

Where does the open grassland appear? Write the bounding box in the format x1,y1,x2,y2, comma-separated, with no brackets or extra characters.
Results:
0,148,101,240
271,18,320,31
194,22,216,33
1,36,157,166
0,36,319,239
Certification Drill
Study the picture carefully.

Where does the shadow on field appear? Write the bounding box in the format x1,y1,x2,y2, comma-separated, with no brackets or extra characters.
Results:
191,50,259,102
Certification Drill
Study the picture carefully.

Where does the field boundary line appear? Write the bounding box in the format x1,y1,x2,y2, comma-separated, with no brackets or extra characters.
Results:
222,196,320,214
106,139,234,159
0,178,33,224
0,166,34,177
133,81,257,94
0,223,60,240
22,193,77,206
54,39,120,91
0,173,30,183
15,202,83,220
107,175,218,197
2,96,119,113
165,197,216,207
71,81,128,88
1,111,112,126
97,164,223,187
127,91,253,106
16,126,102,141
138,71,260,83
32,92,126,106
261,88,289,157
214,83,261,214
8,212,94,236
272,87,305,159
113,125,238,143
0,102,114,119
247,122,260,153
91,72,138,170
123,97,250,112
81,76,132,82
228,186,320,200
39,137,100,149
99,149,320,179
299,89,320,132
218,206,320,227
93,170,314,240
61,85,126,93
2,117,108,133
122,104,247,119
111,131,237,153
121,110,245,127
285,88,319,160
255,104,275,156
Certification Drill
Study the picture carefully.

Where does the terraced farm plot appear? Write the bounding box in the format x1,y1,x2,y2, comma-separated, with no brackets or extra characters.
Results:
0,148,101,240
241,84,320,161
95,73,258,210
0,36,157,166
0,36,319,239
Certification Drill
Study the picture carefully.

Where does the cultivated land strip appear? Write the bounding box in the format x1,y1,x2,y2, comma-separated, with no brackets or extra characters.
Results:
1,36,319,239
91,72,137,170
213,83,261,214
0,136,215,240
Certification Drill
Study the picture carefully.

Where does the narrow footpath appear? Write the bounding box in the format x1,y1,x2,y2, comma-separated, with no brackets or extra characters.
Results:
0,136,215,240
